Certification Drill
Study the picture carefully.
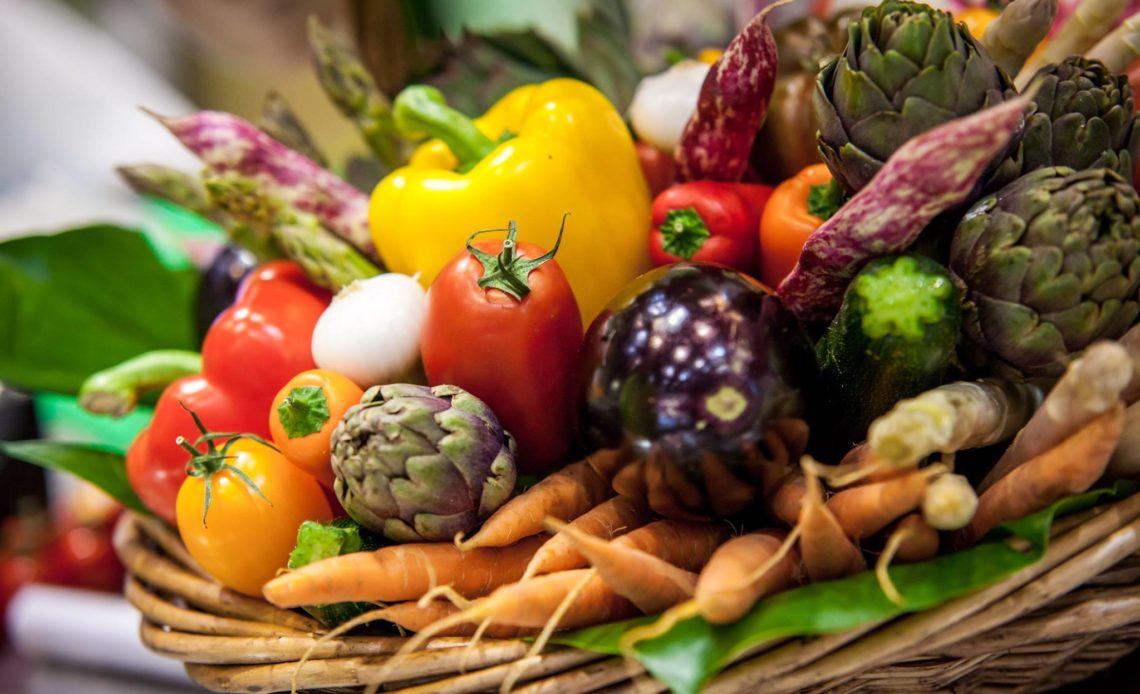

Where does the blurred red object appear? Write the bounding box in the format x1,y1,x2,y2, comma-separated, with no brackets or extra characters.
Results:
636,141,676,198
0,504,125,645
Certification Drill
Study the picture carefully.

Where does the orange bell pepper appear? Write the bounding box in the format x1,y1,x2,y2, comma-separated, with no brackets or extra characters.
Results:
758,164,836,288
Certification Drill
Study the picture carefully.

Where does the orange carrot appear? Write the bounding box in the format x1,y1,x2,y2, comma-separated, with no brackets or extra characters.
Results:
583,447,632,480
545,518,698,614
522,495,650,579
799,458,865,582
262,534,546,607
958,405,1126,547
738,419,811,496
694,530,802,624
826,468,935,540
769,474,805,526
891,514,939,563
449,570,637,630
378,601,538,637
457,459,611,550
614,519,729,571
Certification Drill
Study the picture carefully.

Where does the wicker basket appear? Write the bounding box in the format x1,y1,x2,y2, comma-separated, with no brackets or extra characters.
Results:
115,491,1140,694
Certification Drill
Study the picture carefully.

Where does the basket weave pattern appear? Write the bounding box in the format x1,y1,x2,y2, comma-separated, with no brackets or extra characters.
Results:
115,492,1140,694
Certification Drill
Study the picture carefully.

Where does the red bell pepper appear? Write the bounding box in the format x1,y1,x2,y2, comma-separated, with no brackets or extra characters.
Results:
125,261,330,524
647,181,772,274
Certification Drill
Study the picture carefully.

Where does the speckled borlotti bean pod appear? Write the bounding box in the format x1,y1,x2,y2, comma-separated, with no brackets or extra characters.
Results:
147,109,378,263
673,3,781,183
776,95,1030,322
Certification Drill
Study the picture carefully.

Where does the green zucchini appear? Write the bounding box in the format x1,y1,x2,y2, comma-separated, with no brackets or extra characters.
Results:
287,516,383,627
815,254,962,452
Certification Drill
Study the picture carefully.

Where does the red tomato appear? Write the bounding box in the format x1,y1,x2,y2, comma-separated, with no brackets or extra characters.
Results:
420,225,583,474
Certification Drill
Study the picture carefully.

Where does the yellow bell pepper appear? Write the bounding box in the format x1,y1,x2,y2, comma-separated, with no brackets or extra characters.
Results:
369,78,651,325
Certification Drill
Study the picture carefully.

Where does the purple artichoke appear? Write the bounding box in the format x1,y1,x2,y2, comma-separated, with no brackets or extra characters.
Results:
330,384,517,542
950,166,1140,377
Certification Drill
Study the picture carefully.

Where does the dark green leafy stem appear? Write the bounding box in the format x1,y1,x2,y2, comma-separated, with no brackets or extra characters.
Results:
553,482,1137,694
807,180,846,221
0,440,149,515
277,386,331,439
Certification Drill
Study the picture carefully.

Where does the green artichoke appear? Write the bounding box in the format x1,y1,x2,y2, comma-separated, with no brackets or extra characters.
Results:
330,383,517,542
950,167,1140,378
815,0,1014,193
1018,57,1140,179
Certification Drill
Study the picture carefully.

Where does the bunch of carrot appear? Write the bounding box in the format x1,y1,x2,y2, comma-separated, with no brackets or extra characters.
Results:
260,327,1140,691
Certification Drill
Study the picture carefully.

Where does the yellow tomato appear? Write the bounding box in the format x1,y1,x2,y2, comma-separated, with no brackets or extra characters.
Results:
176,438,333,597
696,47,724,65
269,369,363,488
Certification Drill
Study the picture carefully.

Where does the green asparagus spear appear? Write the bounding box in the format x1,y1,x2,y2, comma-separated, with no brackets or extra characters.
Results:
204,171,382,291
308,17,407,170
259,91,328,167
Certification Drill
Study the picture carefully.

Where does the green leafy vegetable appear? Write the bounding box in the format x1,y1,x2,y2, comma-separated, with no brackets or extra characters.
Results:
554,482,1136,694
277,386,331,439
288,517,383,626
0,440,149,514
0,226,198,393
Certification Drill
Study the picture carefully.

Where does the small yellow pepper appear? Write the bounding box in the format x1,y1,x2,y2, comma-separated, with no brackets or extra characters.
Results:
956,8,999,40
370,79,651,325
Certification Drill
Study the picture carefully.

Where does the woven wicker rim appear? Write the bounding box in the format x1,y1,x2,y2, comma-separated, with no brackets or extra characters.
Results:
116,491,1140,693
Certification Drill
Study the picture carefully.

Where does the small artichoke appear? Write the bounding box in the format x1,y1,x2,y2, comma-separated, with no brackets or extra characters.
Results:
815,0,1014,193
1018,57,1140,180
330,383,517,542
950,167,1140,377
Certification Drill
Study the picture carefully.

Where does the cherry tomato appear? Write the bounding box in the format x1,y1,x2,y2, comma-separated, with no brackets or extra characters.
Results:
421,225,583,474
269,369,364,488
176,438,333,597
758,163,833,288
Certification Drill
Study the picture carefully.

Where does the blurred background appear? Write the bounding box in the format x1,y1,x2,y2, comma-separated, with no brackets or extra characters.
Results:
7,1,1135,692
0,1,752,690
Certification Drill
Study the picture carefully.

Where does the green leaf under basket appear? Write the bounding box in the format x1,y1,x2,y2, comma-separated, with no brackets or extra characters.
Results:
553,481,1138,694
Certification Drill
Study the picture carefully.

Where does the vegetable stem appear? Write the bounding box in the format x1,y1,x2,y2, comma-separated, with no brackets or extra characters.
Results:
466,217,568,302
393,86,498,172
78,350,202,417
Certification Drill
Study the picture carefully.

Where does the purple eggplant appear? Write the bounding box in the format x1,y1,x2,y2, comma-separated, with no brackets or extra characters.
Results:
195,244,256,340
574,263,816,519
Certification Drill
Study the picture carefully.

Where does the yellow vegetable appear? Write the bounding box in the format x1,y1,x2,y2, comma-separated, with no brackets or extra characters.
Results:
370,79,651,325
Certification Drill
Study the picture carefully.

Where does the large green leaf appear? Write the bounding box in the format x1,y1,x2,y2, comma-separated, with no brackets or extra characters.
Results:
553,482,1137,694
0,440,149,515
0,226,199,393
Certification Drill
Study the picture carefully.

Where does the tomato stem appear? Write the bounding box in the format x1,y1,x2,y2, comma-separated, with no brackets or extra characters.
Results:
177,402,274,527
465,216,569,302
